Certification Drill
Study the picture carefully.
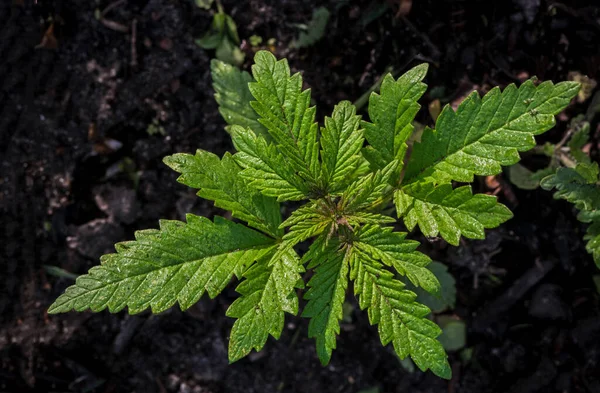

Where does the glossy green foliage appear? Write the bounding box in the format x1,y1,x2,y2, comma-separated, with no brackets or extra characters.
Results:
50,51,579,379
227,248,304,361
362,64,428,171
164,150,282,237
210,60,268,138
302,239,349,364
395,183,513,245
541,163,600,267
49,216,274,314
350,246,451,379
404,80,580,184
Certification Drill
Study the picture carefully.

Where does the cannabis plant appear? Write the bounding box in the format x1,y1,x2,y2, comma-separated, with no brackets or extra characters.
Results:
506,96,600,267
49,51,579,378
541,162,600,266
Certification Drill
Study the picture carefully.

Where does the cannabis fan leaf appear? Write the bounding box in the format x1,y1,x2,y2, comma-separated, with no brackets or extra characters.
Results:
50,50,579,379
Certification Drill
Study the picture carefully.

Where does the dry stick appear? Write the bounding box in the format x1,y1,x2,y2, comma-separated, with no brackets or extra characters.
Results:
472,258,557,335
101,0,127,18
100,0,129,33
131,18,138,70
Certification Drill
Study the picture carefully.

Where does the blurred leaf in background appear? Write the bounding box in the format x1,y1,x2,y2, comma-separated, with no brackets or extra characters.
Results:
196,5,245,66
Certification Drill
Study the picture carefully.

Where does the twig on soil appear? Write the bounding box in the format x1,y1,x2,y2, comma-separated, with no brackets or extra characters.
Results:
100,0,127,19
131,18,138,70
400,16,441,60
101,18,129,33
99,0,130,33
472,258,557,335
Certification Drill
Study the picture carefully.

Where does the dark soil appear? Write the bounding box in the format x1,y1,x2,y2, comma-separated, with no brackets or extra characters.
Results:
2,0,600,392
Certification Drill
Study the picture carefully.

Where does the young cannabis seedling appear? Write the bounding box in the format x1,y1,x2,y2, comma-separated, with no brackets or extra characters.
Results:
49,51,579,378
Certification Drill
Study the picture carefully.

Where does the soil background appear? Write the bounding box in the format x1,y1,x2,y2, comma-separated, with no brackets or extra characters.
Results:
1,0,600,392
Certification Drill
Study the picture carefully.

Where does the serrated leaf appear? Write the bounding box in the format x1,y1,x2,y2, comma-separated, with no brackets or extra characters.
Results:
164,150,282,237
362,64,428,170
249,51,320,186
210,59,269,138
232,125,310,201
291,6,330,48
344,211,396,226
48,216,274,315
395,182,513,245
404,80,580,184
354,225,439,294
350,248,451,379
302,240,349,364
280,203,332,245
340,160,399,212
227,248,304,361
540,162,600,211
320,101,364,193
410,262,456,313
567,120,591,164
530,166,558,182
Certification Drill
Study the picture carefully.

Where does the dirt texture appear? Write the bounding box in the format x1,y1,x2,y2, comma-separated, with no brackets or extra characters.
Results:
1,0,600,392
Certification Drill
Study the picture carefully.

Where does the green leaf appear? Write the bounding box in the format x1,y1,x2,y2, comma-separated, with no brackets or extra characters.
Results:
507,163,541,190
437,317,466,352
249,51,320,186
362,64,428,170
280,203,333,245
567,120,591,164
344,211,396,226
290,6,330,48
48,216,274,314
395,182,513,246
530,166,558,182
350,248,451,379
232,125,310,201
197,12,227,49
197,12,244,66
584,219,600,268
405,80,580,184
164,150,282,237
354,225,439,294
320,101,364,193
194,0,214,9
411,262,456,313
227,248,304,361
340,160,399,212
302,240,350,364
540,162,600,211
210,59,269,138
215,38,245,68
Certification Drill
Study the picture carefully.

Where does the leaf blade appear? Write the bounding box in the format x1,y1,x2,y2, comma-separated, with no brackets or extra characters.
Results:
350,247,450,379
211,59,268,138
164,150,282,237
405,80,580,184
48,216,275,315
396,183,513,245
227,248,304,361
302,240,350,364
362,64,428,170
320,100,364,193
